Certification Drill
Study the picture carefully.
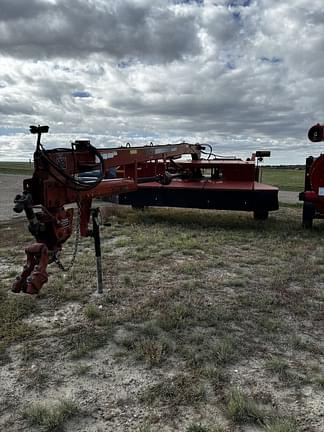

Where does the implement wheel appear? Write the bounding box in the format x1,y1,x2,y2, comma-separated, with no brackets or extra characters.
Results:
253,209,269,220
302,201,315,229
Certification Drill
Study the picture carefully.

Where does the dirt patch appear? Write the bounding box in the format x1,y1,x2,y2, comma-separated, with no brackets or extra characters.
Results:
1,206,324,432
278,190,300,204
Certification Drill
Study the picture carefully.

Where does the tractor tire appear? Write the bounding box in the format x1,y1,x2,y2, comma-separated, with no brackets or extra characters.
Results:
253,209,269,220
302,201,315,228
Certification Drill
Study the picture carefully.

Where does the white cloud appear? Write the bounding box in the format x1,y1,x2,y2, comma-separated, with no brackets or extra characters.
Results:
0,0,323,163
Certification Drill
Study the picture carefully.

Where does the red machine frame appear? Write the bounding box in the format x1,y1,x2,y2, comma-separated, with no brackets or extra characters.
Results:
13,126,278,294
12,126,203,294
299,123,324,227
118,156,278,219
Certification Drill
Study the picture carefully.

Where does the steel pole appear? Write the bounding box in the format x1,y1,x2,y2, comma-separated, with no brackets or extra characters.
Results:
91,208,103,294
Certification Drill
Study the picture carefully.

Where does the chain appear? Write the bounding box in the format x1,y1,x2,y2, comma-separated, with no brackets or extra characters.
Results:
54,206,80,272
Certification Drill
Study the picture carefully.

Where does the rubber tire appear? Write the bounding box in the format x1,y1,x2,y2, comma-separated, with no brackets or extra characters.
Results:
302,201,315,229
253,210,269,220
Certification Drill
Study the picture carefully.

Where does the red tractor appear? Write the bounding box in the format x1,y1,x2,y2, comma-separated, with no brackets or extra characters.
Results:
299,124,324,228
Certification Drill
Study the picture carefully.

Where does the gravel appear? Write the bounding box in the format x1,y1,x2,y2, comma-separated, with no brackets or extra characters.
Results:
0,174,26,221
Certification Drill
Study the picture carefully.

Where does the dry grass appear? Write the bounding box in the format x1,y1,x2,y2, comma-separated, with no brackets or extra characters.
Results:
0,205,323,431
22,399,79,431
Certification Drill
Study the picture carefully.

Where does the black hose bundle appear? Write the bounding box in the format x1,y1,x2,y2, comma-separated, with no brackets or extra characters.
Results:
35,138,105,192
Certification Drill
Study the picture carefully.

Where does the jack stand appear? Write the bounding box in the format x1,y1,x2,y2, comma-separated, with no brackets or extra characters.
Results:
91,208,103,294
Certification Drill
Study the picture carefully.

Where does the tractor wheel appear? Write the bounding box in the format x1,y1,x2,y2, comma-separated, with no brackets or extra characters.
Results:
302,201,315,228
253,209,269,220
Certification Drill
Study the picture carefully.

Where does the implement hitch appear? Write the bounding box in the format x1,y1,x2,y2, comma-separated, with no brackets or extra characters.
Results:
12,125,204,294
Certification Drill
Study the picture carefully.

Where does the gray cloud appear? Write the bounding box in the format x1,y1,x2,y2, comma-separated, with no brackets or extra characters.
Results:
0,99,35,115
0,0,201,62
0,0,324,163
0,0,51,21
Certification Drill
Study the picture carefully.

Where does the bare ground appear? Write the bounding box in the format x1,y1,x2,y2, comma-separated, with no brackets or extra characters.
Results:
0,174,26,221
1,203,324,432
0,175,320,432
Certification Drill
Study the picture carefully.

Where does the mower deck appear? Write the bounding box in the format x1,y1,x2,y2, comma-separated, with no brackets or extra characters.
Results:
119,179,278,214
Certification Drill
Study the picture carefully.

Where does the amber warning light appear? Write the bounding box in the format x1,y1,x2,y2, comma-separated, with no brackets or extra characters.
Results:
308,124,324,142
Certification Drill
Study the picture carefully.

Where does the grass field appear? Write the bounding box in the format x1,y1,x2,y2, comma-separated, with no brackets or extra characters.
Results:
1,205,324,431
0,162,305,192
0,161,33,175
261,167,305,191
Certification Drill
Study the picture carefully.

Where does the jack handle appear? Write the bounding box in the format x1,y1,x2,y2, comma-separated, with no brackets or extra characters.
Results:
13,192,40,237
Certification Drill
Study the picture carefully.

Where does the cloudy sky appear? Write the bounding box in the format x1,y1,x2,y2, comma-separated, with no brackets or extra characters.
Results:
0,0,323,164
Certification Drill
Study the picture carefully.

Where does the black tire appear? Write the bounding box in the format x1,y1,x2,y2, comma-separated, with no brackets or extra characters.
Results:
302,201,315,228
253,209,269,220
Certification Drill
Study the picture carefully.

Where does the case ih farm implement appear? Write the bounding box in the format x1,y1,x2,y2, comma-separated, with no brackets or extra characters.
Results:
12,125,278,295
300,123,324,228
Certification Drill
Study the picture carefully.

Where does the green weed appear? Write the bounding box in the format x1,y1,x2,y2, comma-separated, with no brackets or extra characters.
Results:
186,425,210,432
141,374,205,406
227,388,270,425
84,304,101,320
135,337,169,367
263,418,298,432
0,293,37,356
187,426,227,432
309,372,324,387
73,364,91,376
157,303,192,331
68,328,108,359
22,399,79,431
265,357,291,381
